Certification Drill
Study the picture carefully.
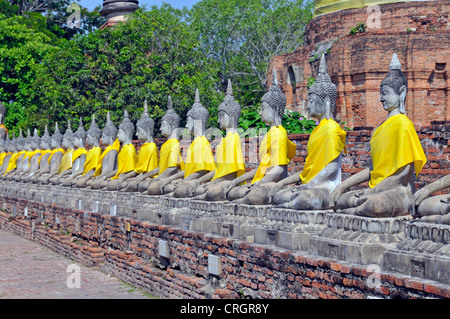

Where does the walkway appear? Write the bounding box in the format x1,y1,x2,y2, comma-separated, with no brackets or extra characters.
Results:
0,229,156,299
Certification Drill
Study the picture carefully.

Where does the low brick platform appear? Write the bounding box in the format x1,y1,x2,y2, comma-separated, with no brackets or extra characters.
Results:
0,196,448,299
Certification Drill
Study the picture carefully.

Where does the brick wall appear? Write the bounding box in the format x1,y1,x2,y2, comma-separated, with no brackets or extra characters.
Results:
0,201,448,299
268,0,449,128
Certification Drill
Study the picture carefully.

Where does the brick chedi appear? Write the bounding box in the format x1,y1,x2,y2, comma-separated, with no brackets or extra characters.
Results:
100,0,140,30
269,0,449,129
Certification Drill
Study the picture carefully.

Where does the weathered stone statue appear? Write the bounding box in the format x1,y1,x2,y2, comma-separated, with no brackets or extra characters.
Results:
329,53,427,217
75,115,103,188
37,123,65,184
268,55,347,210
145,96,185,195
166,89,216,197
9,129,31,181
0,113,8,142
88,112,120,189
224,69,296,204
61,118,88,186
48,121,75,185
192,80,246,201
18,128,43,182
117,101,159,192
29,125,52,183
413,175,450,223
4,130,26,180
0,133,15,176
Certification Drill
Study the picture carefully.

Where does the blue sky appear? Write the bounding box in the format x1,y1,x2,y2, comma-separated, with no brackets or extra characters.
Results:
77,0,200,11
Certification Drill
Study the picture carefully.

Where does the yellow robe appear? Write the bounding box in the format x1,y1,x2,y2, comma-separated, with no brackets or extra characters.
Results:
83,147,102,175
57,149,74,175
111,143,138,179
24,150,42,167
369,114,427,188
212,131,246,181
252,126,296,184
134,142,159,174
300,118,346,184
0,152,10,167
47,148,65,165
37,150,52,165
158,139,184,175
4,151,26,174
72,147,87,164
184,136,216,179
94,139,120,177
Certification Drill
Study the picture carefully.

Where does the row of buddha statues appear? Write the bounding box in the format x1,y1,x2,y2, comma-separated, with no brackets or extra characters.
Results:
0,54,448,221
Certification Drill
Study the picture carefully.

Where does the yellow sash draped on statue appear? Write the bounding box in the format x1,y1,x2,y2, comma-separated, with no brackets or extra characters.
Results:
72,148,87,164
369,114,427,188
57,149,74,174
184,136,216,179
83,147,102,175
4,151,26,174
0,152,12,167
252,126,296,184
134,142,158,174
158,139,184,175
47,148,65,165
0,124,8,134
212,131,246,181
94,139,120,177
313,0,409,17
300,118,346,184
37,150,51,165
111,143,138,179
24,150,42,167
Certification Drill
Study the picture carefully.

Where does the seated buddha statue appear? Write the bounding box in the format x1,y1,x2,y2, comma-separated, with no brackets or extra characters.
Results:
330,53,427,217
10,129,31,181
0,113,7,142
0,134,12,176
224,68,296,204
75,115,103,188
145,96,185,195
18,128,43,182
118,100,159,192
413,174,450,224
88,112,120,189
103,110,138,190
46,121,75,185
37,123,65,184
269,55,347,210
29,125,53,183
61,118,88,186
3,130,27,180
165,89,216,197
192,80,246,201
1,133,17,177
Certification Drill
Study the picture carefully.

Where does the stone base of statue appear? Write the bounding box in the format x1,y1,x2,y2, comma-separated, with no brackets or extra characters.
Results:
0,180,449,284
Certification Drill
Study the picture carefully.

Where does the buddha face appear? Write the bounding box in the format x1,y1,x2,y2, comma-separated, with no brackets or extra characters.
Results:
40,140,49,150
101,132,114,146
51,138,58,149
62,137,71,149
86,134,94,146
136,126,148,142
73,137,81,148
186,116,194,134
218,111,233,130
117,128,128,143
260,101,276,125
380,85,404,112
307,93,326,119
160,120,172,138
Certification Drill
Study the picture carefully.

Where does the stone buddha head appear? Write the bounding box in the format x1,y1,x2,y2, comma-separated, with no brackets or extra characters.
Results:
161,96,180,138
307,54,337,120
117,110,134,144
51,122,63,149
30,128,41,151
136,100,155,142
186,89,209,136
24,129,32,152
40,125,51,150
260,68,286,126
0,114,6,141
62,120,75,149
87,115,102,147
74,117,87,149
380,53,408,114
102,112,118,146
218,79,241,131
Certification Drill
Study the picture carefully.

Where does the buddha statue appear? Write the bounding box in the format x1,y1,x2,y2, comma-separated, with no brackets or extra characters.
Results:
165,89,216,197
413,175,450,224
0,134,12,176
118,100,159,192
4,130,27,180
224,68,296,204
48,120,75,185
192,80,246,201
88,112,120,189
10,129,30,181
29,125,52,183
104,110,138,190
37,123,65,184
267,55,347,210
75,115,103,188
329,53,427,217
145,96,185,195
0,113,8,142
61,118,88,186
18,128,43,182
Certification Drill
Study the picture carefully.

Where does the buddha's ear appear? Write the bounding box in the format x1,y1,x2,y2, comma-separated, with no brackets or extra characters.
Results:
399,85,407,114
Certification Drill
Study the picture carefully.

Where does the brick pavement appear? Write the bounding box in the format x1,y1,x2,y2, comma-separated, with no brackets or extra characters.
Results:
0,229,156,299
